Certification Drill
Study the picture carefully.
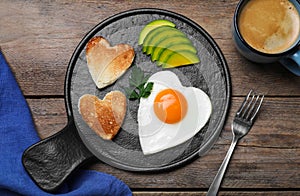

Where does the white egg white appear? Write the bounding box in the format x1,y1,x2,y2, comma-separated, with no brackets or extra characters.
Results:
138,71,212,155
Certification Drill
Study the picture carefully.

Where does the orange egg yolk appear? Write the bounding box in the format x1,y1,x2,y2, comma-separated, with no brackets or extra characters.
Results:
153,89,188,124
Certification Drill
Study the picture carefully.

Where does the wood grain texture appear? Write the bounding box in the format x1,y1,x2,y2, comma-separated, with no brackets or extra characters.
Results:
27,97,300,189
1,0,300,194
1,0,300,96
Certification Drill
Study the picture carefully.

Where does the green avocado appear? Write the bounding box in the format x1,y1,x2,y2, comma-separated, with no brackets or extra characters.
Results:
142,26,169,53
152,39,196,61
138,19,175,45
140,19,200,68
160,50,200,68
143,26,186,55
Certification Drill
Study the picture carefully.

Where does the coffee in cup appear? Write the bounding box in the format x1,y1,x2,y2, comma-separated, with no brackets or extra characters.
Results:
232,0,300,76
239,0,299,54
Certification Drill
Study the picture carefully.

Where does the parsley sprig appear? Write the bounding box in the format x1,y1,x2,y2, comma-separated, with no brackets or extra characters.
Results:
124,66,153,100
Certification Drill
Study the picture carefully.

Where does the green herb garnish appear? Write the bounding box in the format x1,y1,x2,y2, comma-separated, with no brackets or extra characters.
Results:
124,66,153,100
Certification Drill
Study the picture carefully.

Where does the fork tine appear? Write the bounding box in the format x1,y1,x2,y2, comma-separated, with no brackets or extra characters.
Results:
241,92,255,118
249,94,264,122
236,90,252,117
245,94,260,120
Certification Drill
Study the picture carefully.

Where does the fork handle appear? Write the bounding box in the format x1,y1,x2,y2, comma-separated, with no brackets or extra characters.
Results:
207,135,239,196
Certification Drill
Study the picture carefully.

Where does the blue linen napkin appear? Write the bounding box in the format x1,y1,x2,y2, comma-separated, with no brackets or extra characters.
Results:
0,50,132,196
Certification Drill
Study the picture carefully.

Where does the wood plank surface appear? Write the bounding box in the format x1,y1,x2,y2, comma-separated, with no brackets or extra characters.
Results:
27,97,300,190
1,0,300,96
1,0,300,195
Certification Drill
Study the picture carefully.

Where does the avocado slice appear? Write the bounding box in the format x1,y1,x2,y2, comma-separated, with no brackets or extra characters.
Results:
161,50,200,68
142,26,170,53
143,27,187,55
152,38,196,61
142,26,182,54
138,19,175,45
156,47,192,66
139,19,200,68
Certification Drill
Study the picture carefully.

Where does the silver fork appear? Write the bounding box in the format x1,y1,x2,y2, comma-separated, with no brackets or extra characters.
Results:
207,90,264,196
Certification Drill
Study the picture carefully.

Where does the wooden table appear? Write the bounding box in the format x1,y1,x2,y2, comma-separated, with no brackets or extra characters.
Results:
1,0,299,195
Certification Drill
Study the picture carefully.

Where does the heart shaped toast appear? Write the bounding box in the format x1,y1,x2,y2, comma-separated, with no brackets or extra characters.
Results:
86,36,135,89
78,91,126,140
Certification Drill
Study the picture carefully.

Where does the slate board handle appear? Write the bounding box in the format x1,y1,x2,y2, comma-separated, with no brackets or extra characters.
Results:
22,119,95,192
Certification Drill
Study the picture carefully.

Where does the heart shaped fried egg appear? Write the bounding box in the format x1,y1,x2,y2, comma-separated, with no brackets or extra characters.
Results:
138,71,212,155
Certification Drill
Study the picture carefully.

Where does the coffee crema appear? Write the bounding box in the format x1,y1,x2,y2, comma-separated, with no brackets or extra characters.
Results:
238,0,300,54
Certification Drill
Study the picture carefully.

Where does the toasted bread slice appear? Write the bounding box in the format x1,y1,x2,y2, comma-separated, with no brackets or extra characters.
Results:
86,36,134,89
78,91,126,140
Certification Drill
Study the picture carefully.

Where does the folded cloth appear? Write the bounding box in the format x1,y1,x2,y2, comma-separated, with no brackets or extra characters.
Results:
0,50,132,196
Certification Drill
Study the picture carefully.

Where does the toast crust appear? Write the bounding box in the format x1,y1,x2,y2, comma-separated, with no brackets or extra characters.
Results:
78,91,126,140
86,36,134,89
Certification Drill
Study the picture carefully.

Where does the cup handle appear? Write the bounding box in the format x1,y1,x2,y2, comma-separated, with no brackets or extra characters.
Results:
22,119,95,192
279,49,300,76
